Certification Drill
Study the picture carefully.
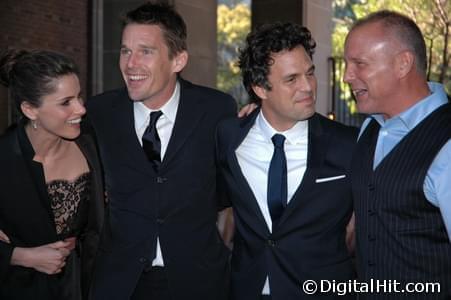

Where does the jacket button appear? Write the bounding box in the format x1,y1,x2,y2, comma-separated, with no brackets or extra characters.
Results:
368,183,375,191
157,218,164,224
368,260,375,266
139,257,147,263
157,177,167,183
267,239,276,247
368,209,375,216
368,234,376,241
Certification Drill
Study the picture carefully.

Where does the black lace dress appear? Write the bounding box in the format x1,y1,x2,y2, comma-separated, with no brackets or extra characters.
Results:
47,172,91,300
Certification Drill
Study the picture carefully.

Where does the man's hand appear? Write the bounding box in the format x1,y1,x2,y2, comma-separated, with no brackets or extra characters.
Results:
0,229,10,243
237,103,258,118
63,237,77,251
346,213,355,255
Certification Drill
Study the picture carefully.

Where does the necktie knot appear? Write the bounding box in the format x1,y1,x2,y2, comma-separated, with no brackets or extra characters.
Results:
148,111,163,130
271,134,285,149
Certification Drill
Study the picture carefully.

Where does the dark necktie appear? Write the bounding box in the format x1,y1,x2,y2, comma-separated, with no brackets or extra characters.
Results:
267,134,287,226
142,111,163,170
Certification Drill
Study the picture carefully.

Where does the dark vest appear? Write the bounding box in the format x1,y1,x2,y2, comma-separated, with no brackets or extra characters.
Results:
352,103,451,299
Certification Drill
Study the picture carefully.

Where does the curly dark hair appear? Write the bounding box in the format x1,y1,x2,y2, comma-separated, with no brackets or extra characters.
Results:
238,22,316,103
123,2,187,59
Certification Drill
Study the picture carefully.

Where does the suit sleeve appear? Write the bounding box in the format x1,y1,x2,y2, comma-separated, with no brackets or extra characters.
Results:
215,124,231,210
215,95,236,210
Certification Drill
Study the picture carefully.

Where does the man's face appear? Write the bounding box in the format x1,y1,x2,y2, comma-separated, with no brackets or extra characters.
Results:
344,22,400,118
119,24,185,109
254,46,316,131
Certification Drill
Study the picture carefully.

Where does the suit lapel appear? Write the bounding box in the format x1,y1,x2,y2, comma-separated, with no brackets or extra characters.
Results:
227,109,271,237
276,114,329,229
161,80,204,167
112,90,156,176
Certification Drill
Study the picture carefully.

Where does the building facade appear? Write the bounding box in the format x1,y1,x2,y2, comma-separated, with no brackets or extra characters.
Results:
0,0,333,132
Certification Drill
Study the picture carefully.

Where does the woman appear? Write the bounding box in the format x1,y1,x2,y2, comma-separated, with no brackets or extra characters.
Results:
0,49,104,299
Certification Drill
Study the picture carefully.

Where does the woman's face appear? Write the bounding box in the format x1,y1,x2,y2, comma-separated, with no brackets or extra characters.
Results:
27,73,86,140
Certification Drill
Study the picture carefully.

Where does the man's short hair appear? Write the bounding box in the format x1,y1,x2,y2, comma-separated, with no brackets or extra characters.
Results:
350,10,427,76
123,2,187,59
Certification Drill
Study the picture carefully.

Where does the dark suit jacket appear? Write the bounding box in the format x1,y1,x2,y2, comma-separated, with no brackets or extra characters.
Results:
0,124,104,300
216,109,357,300
86,79,236,300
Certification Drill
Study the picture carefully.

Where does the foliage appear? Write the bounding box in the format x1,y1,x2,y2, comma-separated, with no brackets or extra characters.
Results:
217,3,251,106
332,0,450,115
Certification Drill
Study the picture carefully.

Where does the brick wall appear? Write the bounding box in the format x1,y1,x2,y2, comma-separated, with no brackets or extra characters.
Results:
0,0,89,132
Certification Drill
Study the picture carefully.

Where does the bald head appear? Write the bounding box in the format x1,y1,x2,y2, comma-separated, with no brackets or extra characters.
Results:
349,10,427,77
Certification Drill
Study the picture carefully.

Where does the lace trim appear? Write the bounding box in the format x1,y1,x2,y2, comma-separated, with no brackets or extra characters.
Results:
47,172,91,236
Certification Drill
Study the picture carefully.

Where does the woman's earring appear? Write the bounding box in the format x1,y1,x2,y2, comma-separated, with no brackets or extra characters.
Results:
32,120,38,129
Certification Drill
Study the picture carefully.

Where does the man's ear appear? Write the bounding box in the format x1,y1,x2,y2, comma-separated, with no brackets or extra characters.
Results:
172,50,188,73
20,101,38,121
396,50,415,78
252,85,268,100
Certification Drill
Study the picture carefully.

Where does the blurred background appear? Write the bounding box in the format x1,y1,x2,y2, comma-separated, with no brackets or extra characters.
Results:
0,0,449,132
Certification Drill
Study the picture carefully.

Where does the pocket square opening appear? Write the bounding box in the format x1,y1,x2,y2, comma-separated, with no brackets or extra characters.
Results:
315,175,346,183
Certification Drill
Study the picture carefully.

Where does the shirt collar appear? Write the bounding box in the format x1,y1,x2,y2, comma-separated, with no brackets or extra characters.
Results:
134,81,180,129
256,111,308,145
371,82,448,130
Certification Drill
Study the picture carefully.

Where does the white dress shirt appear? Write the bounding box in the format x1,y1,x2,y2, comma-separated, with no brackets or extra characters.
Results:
235,111,309,295
133,81,180,266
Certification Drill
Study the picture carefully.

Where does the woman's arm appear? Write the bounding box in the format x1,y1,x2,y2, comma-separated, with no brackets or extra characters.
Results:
0,230,71,275
11,240,72,275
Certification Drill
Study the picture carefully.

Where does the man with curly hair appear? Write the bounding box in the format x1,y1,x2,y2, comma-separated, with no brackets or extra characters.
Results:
216,22,357,299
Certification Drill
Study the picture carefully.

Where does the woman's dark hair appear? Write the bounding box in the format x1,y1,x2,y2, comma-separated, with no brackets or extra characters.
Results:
0,49,79,119
122,2,187,59
238,22,316,103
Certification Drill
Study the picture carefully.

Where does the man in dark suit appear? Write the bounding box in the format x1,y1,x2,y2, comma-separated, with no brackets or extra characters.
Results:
216,22,356,300
345,11,451,299
86,3,236,300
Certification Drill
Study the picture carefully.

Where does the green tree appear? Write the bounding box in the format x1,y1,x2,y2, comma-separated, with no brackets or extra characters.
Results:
217,3,251,106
